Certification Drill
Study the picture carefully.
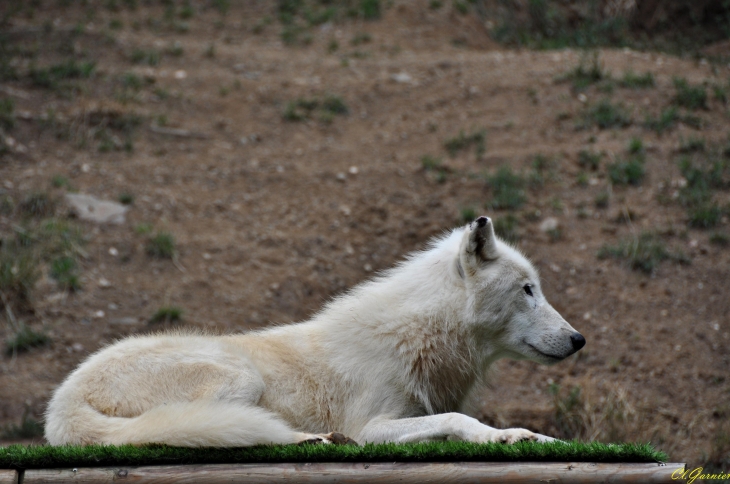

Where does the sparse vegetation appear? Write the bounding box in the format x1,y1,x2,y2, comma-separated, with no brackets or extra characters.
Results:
618,71,654,89
594,190,610,209
486,166,526,210
673,77,708,110
18,193,56,218
283,95,348,122
149,306,183,324
598,232,687,274
130,48,160,66
444,129,486,159
118,192,134,205
50,255,81,291
0,98,14,130
678,151,729,229
29,59,96,90
5,324,50,355
644,107,679,134
460,207,477,223
0,408,44,439
421,155,448,183
493,214,520,243
582,99,631,129
608,158,644,186
147,232,175,259
560,52,607,91
578,150,602,171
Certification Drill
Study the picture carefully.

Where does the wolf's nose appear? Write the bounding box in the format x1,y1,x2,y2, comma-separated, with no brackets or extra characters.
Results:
570,333,586,351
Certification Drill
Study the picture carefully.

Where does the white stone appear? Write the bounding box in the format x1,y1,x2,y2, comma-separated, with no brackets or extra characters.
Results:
66,194,128,224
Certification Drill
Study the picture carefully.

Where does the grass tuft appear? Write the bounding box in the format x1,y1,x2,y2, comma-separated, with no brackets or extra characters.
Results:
618,71,654,89
485,166,526,210
444,129,486,159
493,214,520,243
673,77,707,110
149,306,183,325
6,325,50,355
29,59,95,89
283,95,348,122
582,100,631,129
146,232,175,259
560,52,607,91
18,193,56,218
0,409,44,440
598,232,687,274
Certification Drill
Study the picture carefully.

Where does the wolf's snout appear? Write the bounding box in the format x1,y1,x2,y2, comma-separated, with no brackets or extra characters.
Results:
570,332,586,351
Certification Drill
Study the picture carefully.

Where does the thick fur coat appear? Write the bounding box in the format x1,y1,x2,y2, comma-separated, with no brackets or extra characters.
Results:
45,217,585,446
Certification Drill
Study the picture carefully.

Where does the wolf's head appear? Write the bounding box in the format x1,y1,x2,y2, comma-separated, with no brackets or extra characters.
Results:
458,216,585,365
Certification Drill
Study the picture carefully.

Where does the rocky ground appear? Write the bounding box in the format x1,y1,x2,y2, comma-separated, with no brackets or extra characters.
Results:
0,1,728,471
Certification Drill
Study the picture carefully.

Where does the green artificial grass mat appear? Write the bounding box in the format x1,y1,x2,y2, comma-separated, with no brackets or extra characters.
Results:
0,441,667,470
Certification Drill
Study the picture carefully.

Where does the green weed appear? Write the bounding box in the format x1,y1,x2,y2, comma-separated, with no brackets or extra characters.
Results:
493,214,520,243
560,52,606,91
627,137,644,154
444,129,486,159
5,324,50,355
29,59,95,89
0,97,14,130
583,99,631,129
578,150,602,171
673,77,708,110
594,191,610,209
618,71,654,89
679,136,705,153
709,232,729,246
147,232,175,258
149,306,183,324
421,155,448,183
598,232,686,274
18,193,56,218
50,256,80,291
486,166,526,210
644,107,678,134
0,408,45,439
130,48,160,66
460,207,477,223
283,95,348,122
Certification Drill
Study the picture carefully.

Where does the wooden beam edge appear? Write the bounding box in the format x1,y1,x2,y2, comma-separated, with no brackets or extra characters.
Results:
20,461,686,484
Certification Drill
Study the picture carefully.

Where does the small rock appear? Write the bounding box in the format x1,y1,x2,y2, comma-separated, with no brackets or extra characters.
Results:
578,93,588,103
348,166,359,175
109,247,119,256
174,70,187,79
72,343,84,352
391,72,412,83
98,278,112,288
539,217,559,233
336,172,346,181
93,310,105,318
66,194,128,224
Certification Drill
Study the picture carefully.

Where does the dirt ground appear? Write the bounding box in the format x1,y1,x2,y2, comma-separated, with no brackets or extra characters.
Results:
0,1,728,470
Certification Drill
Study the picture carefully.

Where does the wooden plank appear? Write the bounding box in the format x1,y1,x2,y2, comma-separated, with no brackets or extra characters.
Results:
23,462,685,484
0,470,18,484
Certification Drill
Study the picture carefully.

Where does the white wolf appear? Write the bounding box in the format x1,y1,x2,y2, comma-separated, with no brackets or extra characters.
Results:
45,216,585,447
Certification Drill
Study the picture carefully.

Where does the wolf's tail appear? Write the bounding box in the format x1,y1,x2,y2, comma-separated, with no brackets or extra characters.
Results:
45,399,305,447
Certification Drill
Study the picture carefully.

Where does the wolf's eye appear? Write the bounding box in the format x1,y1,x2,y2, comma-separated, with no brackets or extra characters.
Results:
523,284,533,297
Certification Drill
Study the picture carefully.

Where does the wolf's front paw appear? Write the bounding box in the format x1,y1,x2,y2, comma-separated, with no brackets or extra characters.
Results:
494,428,538,444
324,432,359,445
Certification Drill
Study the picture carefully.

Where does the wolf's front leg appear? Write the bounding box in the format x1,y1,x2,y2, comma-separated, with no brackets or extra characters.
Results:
357,413,556,444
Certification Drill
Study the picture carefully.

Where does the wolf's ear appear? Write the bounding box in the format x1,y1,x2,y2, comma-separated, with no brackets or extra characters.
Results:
463,216,499,265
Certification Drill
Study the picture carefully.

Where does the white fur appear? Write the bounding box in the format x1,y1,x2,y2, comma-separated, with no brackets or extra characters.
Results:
45,217,584,446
